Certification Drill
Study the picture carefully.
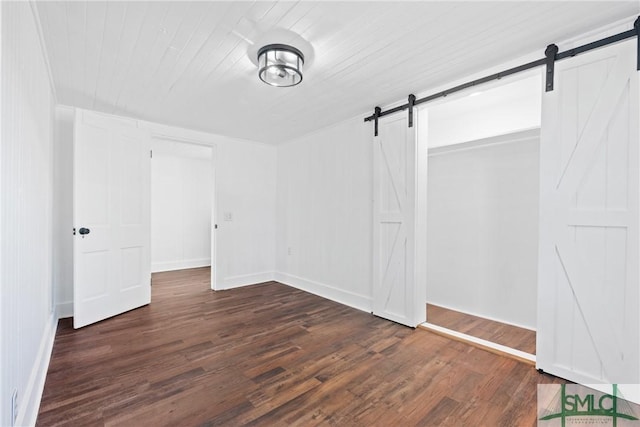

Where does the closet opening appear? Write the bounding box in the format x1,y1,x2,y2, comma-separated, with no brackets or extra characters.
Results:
420,72,542,361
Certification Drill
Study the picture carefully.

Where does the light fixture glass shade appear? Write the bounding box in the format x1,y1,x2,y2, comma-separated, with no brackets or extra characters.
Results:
257,44,304,87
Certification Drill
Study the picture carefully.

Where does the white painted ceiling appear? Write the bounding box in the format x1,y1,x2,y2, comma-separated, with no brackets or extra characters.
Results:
36,1,639,145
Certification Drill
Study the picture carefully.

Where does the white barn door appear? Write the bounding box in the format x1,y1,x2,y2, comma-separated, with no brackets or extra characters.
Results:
74,110,151,328
372,112,427,327
537,40,639,395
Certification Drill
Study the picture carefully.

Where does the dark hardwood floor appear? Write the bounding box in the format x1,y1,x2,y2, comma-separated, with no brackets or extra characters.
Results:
38,267,563,426
426,304,537,355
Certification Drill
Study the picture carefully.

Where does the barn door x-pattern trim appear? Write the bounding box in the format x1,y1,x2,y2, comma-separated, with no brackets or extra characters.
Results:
538,39,638,388
379,131,407,313
372,112,425,328
555,51,633,380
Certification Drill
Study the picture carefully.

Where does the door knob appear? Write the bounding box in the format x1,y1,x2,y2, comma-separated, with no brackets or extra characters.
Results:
79,227,90,235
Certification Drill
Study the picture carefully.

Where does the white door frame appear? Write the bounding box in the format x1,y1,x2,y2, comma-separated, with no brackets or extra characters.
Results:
147,132,218,290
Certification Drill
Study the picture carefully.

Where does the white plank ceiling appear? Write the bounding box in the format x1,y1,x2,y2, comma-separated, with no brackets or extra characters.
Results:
36,1,639,144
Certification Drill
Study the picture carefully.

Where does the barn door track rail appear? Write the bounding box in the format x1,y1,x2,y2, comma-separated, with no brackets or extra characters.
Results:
365,16,640,136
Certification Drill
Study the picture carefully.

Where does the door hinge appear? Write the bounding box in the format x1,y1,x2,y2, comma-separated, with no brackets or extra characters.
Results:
214,224,218,229
150,150,153,158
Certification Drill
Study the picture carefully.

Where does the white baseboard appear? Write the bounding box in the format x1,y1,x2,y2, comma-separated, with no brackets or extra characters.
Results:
56,301,73,319
274,272,372,314
151,258,211,273
219,272,275,290
16,312,57,427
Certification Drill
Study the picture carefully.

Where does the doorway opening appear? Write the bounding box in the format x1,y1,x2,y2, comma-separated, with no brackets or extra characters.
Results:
420,73,542,361
150,137,216,291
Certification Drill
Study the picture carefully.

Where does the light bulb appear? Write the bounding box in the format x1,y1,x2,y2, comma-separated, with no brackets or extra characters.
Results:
268,67,287,79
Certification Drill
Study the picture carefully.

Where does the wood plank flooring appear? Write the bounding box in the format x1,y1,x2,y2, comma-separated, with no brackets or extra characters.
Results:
38,267,564,426
426,304,537,355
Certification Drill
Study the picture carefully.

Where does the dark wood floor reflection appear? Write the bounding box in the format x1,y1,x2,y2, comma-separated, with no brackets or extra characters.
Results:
38,267,562,426
426,304,537,355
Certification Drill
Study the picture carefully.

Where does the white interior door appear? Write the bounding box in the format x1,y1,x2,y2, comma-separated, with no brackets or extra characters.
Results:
372,112,427,327
537,40,639,397
74,110,151,328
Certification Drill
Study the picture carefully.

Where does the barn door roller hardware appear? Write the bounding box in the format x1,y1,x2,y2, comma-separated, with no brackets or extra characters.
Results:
408,94,416,128
544,44,559,92
365,16,640,135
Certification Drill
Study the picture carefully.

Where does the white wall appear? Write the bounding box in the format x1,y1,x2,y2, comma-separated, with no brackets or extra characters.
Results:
1,3,58,426
151,140,212,273
426,130,540,329
275,118,373,311
428,74,541,148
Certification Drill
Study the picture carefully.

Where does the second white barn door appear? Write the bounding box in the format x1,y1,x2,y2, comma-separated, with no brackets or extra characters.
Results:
537,39,639,396
372,112,427,327
74,110,152,328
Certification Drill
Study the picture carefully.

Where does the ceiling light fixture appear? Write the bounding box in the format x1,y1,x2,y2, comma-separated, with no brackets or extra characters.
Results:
257,44,304,87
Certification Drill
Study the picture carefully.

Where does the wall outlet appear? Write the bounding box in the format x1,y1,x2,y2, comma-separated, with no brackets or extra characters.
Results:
223,212,233,221
11,389,17,426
